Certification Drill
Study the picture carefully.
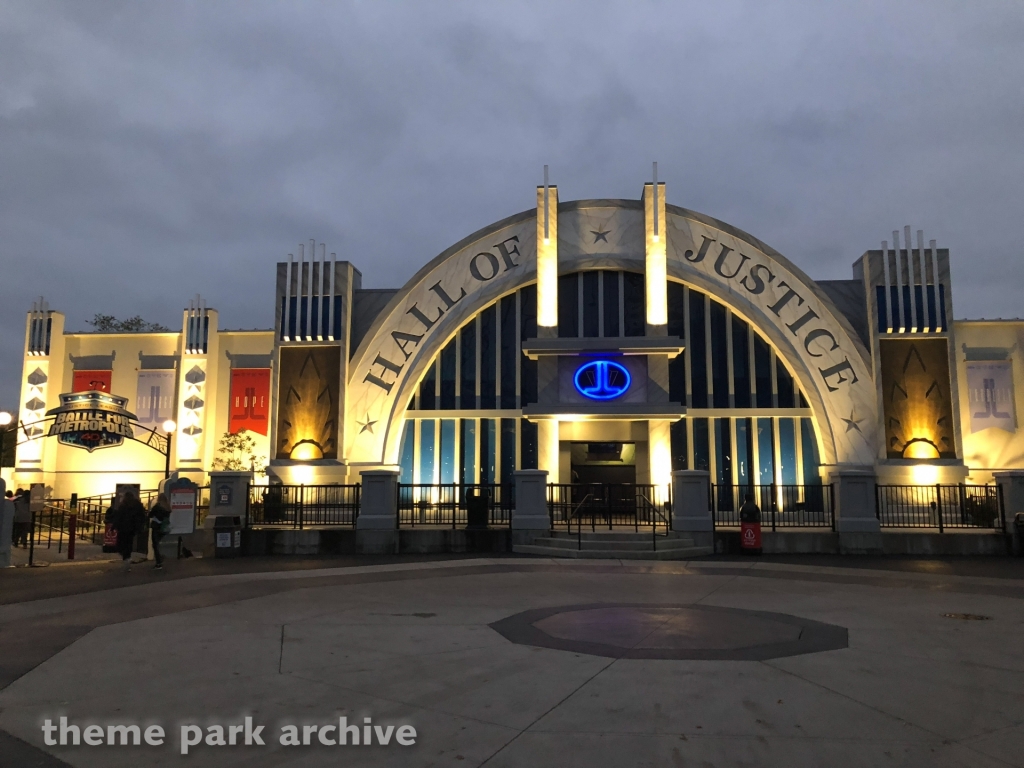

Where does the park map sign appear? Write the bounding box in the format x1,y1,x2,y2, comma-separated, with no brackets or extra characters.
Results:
46,391,136,452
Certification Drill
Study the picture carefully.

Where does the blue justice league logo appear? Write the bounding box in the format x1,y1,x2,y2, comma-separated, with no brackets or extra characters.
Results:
574,360,631,401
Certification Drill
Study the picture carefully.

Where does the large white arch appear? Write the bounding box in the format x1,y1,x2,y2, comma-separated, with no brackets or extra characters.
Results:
345,200,878,469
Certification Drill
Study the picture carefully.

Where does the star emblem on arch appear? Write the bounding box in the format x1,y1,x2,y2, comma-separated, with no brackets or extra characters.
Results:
591,229,611,243
357,414,377,434
841,410,864,433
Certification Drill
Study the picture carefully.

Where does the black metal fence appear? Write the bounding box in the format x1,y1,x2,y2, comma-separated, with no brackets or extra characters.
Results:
876,484,1003,530
547,483,671,532
27,487,213,562
710,484,834,530
247,484,361,527
397,484,512,527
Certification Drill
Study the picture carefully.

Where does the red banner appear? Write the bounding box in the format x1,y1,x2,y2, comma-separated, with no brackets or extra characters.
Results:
230,368,270,435
72,370,111,393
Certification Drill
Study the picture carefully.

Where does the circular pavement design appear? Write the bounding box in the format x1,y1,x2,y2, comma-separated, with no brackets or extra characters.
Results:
489,603,849,660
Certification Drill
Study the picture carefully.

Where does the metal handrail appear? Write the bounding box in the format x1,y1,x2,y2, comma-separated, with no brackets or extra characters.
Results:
637,492,670,551
565,493,593,550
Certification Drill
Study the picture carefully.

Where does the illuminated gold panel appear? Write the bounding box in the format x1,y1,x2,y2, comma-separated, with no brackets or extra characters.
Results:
276,346,340,460
644,182,667,327
879,339,955,459
536,185,558,328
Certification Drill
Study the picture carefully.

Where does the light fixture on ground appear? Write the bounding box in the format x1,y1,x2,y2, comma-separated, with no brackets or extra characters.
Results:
293,464,314,485
911,464,939,485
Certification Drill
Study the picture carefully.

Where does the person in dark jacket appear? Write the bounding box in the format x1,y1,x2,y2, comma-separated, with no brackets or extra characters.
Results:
114,491,146,571
739,493,761,524
149,494,171,570
12,489,30,548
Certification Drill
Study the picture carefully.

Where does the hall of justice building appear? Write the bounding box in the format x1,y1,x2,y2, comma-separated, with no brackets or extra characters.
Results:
11,177,1024,553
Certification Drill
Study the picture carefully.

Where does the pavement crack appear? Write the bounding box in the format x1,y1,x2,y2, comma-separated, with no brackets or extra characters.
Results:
757,656,1016,767
693,571,743,605
476,658,616,767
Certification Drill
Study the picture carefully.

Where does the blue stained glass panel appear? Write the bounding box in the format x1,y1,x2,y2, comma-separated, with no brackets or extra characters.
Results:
419,420,435,484
440,419,456,484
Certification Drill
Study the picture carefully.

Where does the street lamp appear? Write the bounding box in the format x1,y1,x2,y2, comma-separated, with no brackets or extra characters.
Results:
0,411,13,472
162,420,177,478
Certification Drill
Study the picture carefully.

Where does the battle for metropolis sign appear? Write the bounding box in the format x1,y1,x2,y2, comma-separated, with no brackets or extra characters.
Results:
46,391,136,452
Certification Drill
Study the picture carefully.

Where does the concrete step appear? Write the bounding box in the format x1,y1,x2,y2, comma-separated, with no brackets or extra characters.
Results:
512,543,714,560
528,537,693,552
547,531,679,542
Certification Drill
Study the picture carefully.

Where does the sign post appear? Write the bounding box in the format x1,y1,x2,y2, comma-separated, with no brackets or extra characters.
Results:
165,477,197,536
164,476,198,560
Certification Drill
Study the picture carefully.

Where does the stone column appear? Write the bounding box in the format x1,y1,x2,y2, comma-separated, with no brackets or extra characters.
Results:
0,479,11,568
648,420,673,489
671,470,713,547
536,420,559,480
356,469,399,554
512,470,549,542
357,470,399,529
825,466,882,553
993,471,1024,542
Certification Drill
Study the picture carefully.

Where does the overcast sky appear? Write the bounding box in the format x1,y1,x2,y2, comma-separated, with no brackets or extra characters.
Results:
2,1,1023,409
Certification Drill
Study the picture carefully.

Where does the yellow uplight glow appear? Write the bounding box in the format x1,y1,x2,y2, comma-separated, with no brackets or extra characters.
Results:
903,438,940,460
290,441,324,461
293,464,314,485
648,419,673,492
911,464,939,485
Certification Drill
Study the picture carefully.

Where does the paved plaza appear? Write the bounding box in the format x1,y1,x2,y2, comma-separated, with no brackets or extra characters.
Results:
0,556,1022,767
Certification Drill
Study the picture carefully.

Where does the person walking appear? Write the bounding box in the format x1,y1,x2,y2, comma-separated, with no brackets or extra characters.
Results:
113,490,146,572
7,490,17,546
12,488,31,548
149,493,171,570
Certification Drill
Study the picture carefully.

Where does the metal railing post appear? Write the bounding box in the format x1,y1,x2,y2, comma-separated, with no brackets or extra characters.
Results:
67,514,76,560
935,484,944,533
998,484,1006,533
829,483,836,531
709,484,716,528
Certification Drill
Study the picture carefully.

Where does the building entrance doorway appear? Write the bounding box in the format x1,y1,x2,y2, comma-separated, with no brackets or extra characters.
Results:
569,442,637,485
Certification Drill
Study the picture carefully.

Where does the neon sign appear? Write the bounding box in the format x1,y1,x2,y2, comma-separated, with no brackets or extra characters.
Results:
574,360,631,401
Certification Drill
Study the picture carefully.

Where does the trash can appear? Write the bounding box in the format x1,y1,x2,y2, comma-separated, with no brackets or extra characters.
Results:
465,491,488,530
739,493,762,556
208,515,242,558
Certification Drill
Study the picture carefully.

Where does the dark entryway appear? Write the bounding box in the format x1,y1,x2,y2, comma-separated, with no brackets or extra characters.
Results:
570,442,637,485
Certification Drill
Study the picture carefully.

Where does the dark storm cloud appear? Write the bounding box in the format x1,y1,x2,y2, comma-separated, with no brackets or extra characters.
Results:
2,0,1023,407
